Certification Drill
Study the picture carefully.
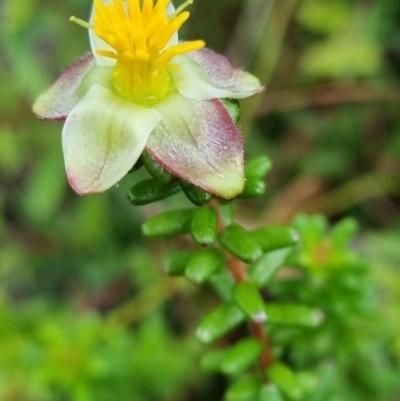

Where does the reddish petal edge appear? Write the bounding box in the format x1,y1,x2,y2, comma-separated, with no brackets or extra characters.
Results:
147,95,245,200
33,53,96,121
180,48,265,99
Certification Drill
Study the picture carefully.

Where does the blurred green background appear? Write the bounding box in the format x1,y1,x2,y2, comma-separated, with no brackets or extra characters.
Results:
1,0,400,400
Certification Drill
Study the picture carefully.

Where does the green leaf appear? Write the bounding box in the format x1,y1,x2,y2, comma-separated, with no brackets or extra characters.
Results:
240,177,267,198
185,249,225,284
221,338,263,376
293,214,328,249
226,376,262,401
251,226,299,252
264,303,323,327
248,248,292,287
221,98,241,124
200,349,227,373
196,303,245,344
267,362,303,401
141,150,176,184
191,206,218,246
234,282,267,323
219,224,263,263
259,384,285,401
142,209,193,237
180,181,212,206
219,201,234,226
164,251,196,276
209,270,235,303
245,156,272,178
330,217,358,248
128,178,180,205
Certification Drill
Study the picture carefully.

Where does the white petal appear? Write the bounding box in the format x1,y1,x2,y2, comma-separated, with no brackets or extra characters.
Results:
172,50,264,101
89,0,116,67
166,2,179,47
62,84,161,195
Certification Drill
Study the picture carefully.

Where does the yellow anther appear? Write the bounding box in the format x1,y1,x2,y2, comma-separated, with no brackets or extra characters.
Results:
70,0,205,105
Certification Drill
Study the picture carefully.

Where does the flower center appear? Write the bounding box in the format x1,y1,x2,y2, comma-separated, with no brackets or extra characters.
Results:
72,0,205,105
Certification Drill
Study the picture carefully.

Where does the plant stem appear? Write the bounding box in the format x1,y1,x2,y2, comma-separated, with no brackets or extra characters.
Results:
215,200,274,369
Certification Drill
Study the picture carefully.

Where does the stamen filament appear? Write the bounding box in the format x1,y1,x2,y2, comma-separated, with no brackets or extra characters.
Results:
69,16,93,29
170,0,194,18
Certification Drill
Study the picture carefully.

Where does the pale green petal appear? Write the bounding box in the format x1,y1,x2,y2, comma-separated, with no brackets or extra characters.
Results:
63,84,161,195
172,50,264,101
148,93,244,199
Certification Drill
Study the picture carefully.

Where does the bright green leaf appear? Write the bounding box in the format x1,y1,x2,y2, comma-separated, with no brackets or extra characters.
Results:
251,226,299,252
185,249,225,284
196,303,245,344
267,362,304,401
221,338,263,376
226,376,262,401
142,209,193,237
219,224,263,263
234,282,267,323
191,206,218,246
248,248,292,287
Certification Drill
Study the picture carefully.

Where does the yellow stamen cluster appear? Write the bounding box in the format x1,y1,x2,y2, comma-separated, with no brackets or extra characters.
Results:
76,0,205,105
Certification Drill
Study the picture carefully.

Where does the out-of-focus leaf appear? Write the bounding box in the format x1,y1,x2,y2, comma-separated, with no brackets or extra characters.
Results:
234,282,267,323
221,338,263,376
196,303,245,344
226,376,262,401
185,248,225,284
267,362,304,401
248,248,292,287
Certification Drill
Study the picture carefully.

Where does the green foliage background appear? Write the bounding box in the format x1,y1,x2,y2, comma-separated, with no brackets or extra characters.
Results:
1,0,400,400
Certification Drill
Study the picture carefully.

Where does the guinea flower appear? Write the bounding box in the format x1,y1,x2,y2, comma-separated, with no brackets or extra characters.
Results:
33,0,263,198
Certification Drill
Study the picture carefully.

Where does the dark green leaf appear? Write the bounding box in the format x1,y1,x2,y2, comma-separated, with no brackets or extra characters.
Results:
196,303,245,344
185,249,225,284
234,282,267,323
180,181,212,206
219,224,263,263
142,209,193,237
221,338,263,376
248,248,292,287
251,226,299,252
141,150,176,184
128,178,180,205
191,206,218,246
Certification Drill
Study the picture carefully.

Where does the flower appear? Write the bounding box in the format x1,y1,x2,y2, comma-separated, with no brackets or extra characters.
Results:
33,0,263,198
